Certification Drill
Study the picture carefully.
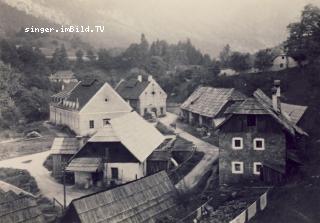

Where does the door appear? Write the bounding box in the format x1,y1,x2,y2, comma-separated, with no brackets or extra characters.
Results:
111,167,119,179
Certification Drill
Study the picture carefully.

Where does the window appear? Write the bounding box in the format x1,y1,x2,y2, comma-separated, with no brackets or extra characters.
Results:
103,119,110,126
151,91,156,95
280,63,284,68
160,107,164,115
144,108,148,115
247,115,256,127
232,137,243,150
104,97,109,102
232,162,244,174
253,138,265,150
282,56,285,59
89,120,94,129
111,168,119,179
253,162,262,175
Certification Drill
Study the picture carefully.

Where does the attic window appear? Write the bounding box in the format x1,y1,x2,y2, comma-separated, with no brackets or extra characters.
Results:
105,98,109,102
152,91,156,95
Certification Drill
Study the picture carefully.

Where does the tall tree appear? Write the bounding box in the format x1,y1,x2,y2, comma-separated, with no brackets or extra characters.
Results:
219,44,231,68
229,52,251,72
254,49,274,71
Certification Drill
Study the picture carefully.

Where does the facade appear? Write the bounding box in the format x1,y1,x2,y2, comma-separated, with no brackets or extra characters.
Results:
49,70,78,83
0,181,44,223
216,81,308,185
65,112,167,188
180,87,246,128
49,79,132,136
116,75,167,118
62,171,179,223
269,54,298,71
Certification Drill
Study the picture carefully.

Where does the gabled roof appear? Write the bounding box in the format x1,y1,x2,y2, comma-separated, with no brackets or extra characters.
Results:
181,87,246,117
51,82,79,99
50,137,80,155
281,103,308,125
66,171,178,223
221,89,307,136
116,78,150,100
66,157,103,172
0,182,44,223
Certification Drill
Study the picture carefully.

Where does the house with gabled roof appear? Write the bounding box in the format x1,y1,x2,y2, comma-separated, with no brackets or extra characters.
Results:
0,181,45,223
62,171,179,223
180,87,246,128
216,80,308,185
65,112,168,188
116,75,167,118
49,79,132,136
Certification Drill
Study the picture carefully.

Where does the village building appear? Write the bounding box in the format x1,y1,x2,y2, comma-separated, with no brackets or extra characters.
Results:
49,79,132,136
180,87,246,128
116,75,167,118
49,70,78,84
0,181,45,223
65,112,169,188
269,54,298,71
50,137,82,179
62,171,179,223
218,68,238,76
216,80,308,185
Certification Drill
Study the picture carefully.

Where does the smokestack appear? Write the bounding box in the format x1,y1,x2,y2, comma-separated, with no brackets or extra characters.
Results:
137,75,142,82
272,80,281,112
148,75,153,82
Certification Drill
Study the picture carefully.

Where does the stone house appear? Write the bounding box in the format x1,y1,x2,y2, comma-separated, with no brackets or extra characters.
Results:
180,87,246,128
49,79,132,136
269,54,298,71
216,81,308,185
65,112,168,188
116,75,167,118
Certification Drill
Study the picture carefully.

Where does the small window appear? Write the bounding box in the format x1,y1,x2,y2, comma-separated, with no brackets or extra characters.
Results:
280,63,284,68
282,56,285,59
144,108,148,115
111,168,119,179
103,118,110,126
232,137,243,150
232,162,244,174
105,97,109,102
151,91,156,95
247,115,256,127
253,162,262,175
254,138,265,150
89,120,94,129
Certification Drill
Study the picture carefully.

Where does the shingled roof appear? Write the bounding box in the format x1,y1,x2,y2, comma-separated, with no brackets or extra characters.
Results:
64,171,178,223
50,137,80,155
222,89,307,136
116,78,150,100
0,181,44,223
51,82,79,99
66,157,103,172
181,87,246,117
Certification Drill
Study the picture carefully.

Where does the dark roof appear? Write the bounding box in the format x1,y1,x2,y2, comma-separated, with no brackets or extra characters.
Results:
220,89,307,136
0,182,44,223
51,82,79,99
116,78,150,100
181,87,246,117
67,79,104,110
50,137,80,155
67,171,178,223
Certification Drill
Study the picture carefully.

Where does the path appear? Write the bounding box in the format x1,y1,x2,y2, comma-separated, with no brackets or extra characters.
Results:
0,151,89,205
160,113,219,191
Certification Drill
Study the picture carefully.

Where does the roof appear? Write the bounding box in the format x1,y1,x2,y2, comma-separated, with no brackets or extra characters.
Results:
108,112,165,162
116,78,150,100
50,137,80,155
221,89,307,136
66,157,103,172
88,125,120,142
50,70,76,80
67,171,178,223
181,87,246,117
0,182,44,223
0,181,35,198
281,103,308,124
51,82,79,99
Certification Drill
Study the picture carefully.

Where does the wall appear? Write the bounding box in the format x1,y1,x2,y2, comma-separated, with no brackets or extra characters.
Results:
104,162,145,183
74,172,92,188
49,105,80,134
139,80,167,117
270,56,298,71
218,115,286,185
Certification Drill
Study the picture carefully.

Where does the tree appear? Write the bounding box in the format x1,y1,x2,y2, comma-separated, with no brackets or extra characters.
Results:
75,49,84,68
285,4,320,64
50,44,70,71
219,44,231,67
229,52,251,72
86,49,96,63
254,49,274,71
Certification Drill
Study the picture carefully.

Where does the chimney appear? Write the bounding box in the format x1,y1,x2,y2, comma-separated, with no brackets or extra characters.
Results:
148,75,153,82
137,75,142,82
272,80,281,112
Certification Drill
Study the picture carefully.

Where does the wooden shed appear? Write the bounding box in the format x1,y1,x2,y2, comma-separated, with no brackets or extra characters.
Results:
62,171,179,223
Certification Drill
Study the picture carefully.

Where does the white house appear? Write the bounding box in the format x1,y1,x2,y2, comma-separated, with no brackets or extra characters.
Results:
49,70,78,84
116,75,167,117
269,54,298,71
49,79,132,136
65,112,166,188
